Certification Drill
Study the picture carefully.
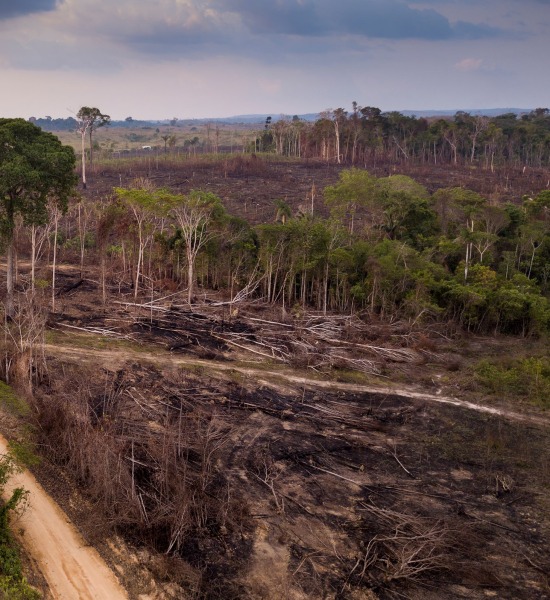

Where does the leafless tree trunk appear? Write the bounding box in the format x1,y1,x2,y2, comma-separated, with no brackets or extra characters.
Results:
51,206,61,313
30,223,51,294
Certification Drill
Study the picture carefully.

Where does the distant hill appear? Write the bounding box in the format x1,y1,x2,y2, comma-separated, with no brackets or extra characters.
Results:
183,109,536,124
149,109,536,125
399,108,533,118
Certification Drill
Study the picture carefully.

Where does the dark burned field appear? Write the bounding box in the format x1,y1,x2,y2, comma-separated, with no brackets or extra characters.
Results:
24,272,549,600
83,154,550,223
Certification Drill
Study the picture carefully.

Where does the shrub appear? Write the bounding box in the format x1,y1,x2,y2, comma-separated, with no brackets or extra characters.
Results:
0,453,39,599
474,357,550,408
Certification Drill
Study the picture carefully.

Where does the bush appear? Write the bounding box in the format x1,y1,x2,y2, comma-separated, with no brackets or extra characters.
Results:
475,357,550,408
0,453,39,599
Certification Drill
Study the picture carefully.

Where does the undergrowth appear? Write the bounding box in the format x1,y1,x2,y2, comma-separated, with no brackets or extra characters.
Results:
0,382,30,417
474,356,550,409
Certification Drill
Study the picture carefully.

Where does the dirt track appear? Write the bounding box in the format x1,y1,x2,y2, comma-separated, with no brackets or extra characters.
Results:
45,342,550,428
0,435,128,600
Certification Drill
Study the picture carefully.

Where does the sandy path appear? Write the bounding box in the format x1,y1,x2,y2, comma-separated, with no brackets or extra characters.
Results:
46,342,550,427
0,435,128,600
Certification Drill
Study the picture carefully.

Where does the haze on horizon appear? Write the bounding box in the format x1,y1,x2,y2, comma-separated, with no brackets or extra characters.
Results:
0,0,548,121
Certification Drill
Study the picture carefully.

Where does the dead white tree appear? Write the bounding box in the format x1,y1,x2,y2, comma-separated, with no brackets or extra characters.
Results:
115,181,173,300
50,203,62,312
170,191,225,304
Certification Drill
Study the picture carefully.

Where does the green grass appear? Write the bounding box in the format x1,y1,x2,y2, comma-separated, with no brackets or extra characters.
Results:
474,356,550,409
0,382,31,417
46,329,147,353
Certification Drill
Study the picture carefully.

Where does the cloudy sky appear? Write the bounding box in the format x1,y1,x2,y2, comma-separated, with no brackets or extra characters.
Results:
0,0,548,120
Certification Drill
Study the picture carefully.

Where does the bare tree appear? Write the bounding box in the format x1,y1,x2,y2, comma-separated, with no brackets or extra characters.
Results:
116,182,177,299
28,221,51,294
50,203,62,313
171,191,225,304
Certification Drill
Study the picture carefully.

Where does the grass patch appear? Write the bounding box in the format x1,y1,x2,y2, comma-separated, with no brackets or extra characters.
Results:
330,369,372,385
46,329,147,353
474,356,550,409
7,440,40,469
0,382,31,417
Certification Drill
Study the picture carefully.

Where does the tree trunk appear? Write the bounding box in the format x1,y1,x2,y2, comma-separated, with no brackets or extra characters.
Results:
89,128,94,171
30,225,37,295
51,209,59,313
81,132,87,189
6,234,14,319
187,258,194,305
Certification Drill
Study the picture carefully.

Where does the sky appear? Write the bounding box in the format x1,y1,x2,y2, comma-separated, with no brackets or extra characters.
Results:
0,0,548,120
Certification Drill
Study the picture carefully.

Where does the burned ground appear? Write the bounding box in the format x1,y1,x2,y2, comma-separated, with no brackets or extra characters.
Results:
24,278,550,600
2,154,549,598
81,155,549,226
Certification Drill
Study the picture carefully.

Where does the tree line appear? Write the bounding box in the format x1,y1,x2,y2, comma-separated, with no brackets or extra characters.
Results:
28,105,550,169
256,106,550,168
29,171,550,336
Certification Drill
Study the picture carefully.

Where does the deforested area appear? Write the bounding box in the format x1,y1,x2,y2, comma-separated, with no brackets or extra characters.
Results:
0,115,549,599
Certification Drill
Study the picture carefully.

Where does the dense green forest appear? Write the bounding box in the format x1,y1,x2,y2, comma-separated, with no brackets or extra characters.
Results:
42,168,550,337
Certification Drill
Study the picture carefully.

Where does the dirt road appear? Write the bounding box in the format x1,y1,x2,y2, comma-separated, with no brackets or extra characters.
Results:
46,342,549,427
0,435,128,600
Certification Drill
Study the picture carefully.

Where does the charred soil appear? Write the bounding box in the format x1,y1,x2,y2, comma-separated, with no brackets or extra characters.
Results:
13,270,548,600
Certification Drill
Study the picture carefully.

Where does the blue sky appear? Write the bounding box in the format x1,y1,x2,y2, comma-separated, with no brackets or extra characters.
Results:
0,0,548,120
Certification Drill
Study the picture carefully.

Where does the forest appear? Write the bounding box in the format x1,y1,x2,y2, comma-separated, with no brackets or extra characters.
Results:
0,117,549,600
69,167,550,338
258,106,550,168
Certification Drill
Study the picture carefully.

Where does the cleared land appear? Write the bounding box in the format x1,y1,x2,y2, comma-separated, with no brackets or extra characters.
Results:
0,153,548,599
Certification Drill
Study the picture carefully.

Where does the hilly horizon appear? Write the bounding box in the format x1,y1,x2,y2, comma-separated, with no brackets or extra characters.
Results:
128,107,536,124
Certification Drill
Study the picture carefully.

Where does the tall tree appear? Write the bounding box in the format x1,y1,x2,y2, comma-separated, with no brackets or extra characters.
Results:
76,107,110,187
115,184,176,300
324,168,377,235
171,191,226,304
0,119,77,316
433,188,486,281
331,108,347,164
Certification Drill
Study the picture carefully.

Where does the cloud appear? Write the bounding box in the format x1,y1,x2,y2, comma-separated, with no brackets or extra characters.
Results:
0,0,521,75
455,58,483,71
452,20,502,39
0,0,57,19
215,0,503,40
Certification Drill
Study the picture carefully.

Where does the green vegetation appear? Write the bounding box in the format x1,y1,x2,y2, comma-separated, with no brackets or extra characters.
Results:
0,382,31,417
77,168,550,338
475,356,550,408
0,118,77,315
30,106,550,170
0,453,40,600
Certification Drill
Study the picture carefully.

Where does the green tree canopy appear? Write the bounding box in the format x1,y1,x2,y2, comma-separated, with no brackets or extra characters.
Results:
324,168,377,235
0,118,77,315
